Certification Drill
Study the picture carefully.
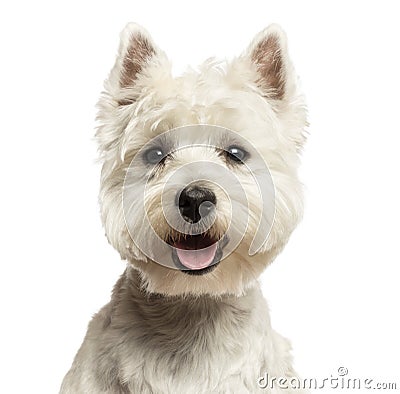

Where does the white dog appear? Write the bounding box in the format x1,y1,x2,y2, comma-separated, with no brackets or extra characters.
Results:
61,22,308,393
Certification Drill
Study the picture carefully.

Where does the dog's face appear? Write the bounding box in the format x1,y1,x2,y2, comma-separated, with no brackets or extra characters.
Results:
97,23,307,296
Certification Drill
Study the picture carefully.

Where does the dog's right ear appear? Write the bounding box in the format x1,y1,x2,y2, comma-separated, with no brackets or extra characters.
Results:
107,23,162,105
97,24,169,160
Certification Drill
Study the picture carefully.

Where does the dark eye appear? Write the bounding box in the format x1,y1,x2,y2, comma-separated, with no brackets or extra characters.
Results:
144,148,165,164
225,146,247,163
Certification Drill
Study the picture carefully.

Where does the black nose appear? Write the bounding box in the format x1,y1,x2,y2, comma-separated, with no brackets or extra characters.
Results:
178,186,216,223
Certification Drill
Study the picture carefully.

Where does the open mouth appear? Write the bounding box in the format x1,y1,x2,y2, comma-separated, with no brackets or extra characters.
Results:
168,233,224,275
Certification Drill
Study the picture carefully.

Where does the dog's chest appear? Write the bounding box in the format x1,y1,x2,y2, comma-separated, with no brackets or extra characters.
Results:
119,323,269,393
114,293,280,393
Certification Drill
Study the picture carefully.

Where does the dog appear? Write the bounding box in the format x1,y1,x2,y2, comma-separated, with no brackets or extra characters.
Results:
60,22,308,393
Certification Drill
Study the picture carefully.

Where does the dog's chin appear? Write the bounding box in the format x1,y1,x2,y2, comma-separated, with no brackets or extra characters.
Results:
168,233,225,276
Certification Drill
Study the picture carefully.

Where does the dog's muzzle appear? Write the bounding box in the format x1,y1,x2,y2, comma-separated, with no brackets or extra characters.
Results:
167,186,225,275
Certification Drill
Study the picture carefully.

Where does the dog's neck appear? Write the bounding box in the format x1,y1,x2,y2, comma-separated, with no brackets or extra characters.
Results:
107,266,268,341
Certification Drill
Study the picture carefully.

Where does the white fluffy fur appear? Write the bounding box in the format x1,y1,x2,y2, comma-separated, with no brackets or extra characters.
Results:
61,23,308,393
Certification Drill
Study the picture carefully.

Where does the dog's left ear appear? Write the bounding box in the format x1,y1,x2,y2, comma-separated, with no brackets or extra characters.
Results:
244,24,295,101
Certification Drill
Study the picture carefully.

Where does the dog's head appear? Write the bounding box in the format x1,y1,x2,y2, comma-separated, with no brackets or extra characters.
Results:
96,23,307,296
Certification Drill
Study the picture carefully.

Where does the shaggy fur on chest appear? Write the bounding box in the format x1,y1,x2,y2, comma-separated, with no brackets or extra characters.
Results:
61,267,300,393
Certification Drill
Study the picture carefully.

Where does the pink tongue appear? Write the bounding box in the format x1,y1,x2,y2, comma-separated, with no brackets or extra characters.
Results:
176,243,218,270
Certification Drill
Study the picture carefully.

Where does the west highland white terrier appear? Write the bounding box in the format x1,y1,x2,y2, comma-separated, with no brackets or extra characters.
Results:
61,22,308,393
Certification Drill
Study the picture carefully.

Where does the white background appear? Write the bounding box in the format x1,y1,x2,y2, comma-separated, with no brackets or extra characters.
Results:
1,1,399,393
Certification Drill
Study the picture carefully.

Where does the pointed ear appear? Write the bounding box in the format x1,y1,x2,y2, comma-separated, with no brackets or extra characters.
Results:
244,24,294,101
108,23,160,104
